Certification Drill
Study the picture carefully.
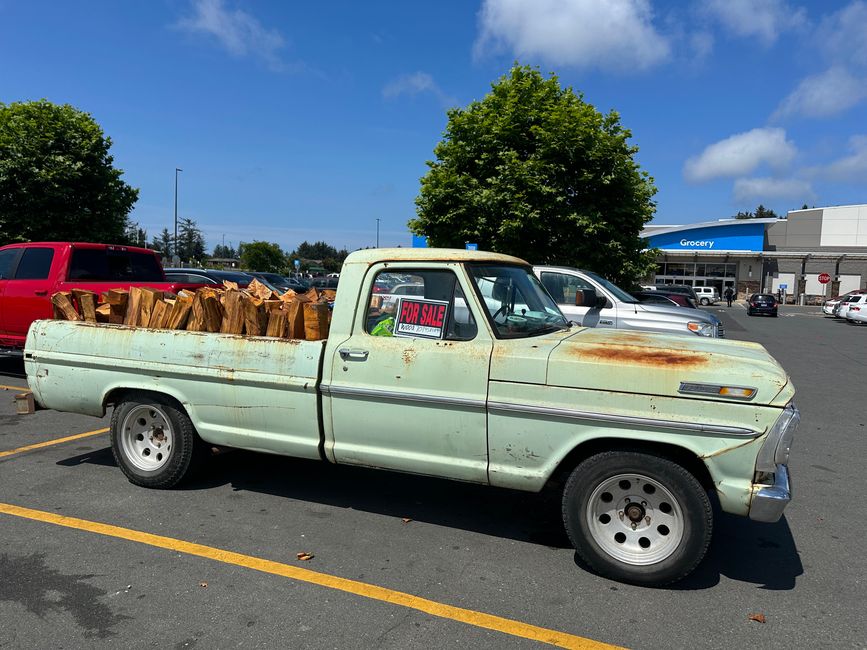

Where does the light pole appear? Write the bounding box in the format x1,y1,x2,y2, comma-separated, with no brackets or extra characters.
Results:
376,218,380,248
174,168,183,254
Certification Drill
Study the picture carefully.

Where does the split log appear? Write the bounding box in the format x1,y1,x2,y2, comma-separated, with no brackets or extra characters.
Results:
303,303,330,340
51,292,81,321
166,294,193,330
138,288,163,327
200,290,225,332
149,300,169,329
124,287,143,326
220,290,245,334
247,278,275,301
242,296,265,336
71,289,98,323
285,300,306,339
95,303,112,323
266,310,288,337
105,289,129,324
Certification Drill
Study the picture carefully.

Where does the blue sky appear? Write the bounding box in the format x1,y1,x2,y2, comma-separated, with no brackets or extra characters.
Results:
2,0,866,252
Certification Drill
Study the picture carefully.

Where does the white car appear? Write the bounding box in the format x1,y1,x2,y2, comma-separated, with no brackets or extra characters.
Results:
694,286,720,306
842,294,867,323
823,291,865,315
837,293,867,320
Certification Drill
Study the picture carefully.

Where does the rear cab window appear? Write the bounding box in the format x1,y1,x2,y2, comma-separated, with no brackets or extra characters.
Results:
365,269,478,341
68,248,164,282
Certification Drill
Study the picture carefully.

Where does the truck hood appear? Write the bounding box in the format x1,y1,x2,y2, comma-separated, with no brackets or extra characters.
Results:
631,301,719,324
545,328,792,406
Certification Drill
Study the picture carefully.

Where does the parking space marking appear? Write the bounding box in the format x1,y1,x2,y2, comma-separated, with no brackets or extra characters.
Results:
0,502,620,650
0,384,30,392
0,427,109,459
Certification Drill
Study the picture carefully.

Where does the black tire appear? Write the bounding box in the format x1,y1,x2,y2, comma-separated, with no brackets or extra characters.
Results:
562,451,712,586
700,298,709,306
110,392,204,488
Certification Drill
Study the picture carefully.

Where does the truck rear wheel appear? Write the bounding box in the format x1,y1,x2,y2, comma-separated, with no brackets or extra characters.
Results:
110,392,202,488
562,451,712,586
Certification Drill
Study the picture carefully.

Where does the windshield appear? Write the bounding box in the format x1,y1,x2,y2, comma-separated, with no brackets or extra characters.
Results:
583,270,638,304
466,264,569,338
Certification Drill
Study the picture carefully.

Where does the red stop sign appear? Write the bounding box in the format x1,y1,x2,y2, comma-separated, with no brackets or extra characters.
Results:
818,273,831,284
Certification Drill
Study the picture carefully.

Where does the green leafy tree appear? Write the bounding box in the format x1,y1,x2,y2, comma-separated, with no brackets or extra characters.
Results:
0,100,139,246
151,228,173,256
176,217,206,264
735,204,780,219
288,241,349,273
409,65,658,285
239,241,285,272
212,243,237,259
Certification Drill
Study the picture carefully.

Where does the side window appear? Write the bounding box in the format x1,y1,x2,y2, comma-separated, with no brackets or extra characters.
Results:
0,249,21,279
365,269,477,341
539,272,593,306
13,248,55,280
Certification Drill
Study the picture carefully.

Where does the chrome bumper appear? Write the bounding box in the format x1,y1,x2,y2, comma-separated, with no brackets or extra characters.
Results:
749,464,791,523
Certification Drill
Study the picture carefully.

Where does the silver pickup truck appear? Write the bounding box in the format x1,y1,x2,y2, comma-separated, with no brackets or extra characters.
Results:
535,266,724,338
24,248,795,586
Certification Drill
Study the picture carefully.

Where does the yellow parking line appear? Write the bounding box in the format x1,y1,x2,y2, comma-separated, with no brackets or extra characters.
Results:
0,427,109,459
0,502,621,649
0,384,30,392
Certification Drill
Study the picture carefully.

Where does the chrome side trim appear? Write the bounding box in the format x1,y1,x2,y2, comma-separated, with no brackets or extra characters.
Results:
678,381,757,401
321,384,486,410
488,401,759,436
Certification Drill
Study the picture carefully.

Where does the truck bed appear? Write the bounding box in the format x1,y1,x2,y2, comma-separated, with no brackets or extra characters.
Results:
25,320,326,460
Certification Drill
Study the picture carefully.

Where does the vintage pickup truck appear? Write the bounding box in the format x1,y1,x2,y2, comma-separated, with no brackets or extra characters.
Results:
24,248,798,586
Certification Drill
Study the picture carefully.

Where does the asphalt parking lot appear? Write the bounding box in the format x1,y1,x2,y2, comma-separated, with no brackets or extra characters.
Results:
2,305,866,649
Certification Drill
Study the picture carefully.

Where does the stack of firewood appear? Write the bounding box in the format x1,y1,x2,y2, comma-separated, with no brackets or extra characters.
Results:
50,279,336,341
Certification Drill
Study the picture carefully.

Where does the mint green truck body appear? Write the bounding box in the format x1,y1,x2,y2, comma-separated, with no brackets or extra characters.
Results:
24,249,798,585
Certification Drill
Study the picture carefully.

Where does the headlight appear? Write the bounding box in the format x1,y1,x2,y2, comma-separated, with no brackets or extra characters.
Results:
755,403,800,473
687,320,714,336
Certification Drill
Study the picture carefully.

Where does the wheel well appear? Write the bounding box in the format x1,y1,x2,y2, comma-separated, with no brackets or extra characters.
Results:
103,387,185,414
544,438,714,494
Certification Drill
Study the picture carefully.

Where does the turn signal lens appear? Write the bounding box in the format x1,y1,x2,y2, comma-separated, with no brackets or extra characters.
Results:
719,386,756,399
679,382,757,400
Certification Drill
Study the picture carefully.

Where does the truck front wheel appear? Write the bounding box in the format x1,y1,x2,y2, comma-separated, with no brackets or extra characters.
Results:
110,393,202,488
562,451,712,586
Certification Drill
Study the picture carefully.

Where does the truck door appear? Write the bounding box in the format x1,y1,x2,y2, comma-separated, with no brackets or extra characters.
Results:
1,247,57,344
324,263,492,483
0,247,23,337
538,270,616,328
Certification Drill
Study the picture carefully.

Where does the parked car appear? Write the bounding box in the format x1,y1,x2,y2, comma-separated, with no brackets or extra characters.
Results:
163,268,254,288
848,296,867,324
535,266,723,337
246,271,308,294
309,276,339,289
747,294,778,317
654,284,699,304
837,293,867,321
635,289,697,309
693,286,720,306
822,290,865,316
630,292,680,307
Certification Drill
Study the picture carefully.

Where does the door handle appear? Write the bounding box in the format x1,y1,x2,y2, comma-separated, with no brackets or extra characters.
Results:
34,290,48,296
339,348,369,360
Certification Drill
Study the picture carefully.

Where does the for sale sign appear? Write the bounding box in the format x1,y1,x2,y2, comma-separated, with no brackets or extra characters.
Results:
394,298,449,339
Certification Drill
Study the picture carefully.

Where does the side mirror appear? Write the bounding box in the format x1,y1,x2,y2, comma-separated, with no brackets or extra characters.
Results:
576,288,599,307
595,294,607,308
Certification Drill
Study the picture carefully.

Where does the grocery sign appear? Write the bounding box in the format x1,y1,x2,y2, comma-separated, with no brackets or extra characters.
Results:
393,298,449,339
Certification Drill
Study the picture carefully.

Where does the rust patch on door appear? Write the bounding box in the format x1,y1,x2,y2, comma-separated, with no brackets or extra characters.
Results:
572,343,709,367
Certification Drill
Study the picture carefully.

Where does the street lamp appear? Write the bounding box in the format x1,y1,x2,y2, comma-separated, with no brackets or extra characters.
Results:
376,218,380,248
174,167,183,254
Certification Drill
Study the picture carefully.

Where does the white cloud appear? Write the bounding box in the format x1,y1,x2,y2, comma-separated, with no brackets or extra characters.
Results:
382,72,456,107
684,128,797,183
817,1,867,68
733,177,815,202
176,0,286,70
772,66,867,120
821,135,867,181
705,0,806,45
474,0,670,71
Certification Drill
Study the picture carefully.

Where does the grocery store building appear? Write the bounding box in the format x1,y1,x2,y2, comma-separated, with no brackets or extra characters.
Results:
642,203,867,302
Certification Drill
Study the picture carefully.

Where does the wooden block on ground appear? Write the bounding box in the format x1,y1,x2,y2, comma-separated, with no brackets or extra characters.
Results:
51,292,81,321
303,302,330,340
285,300,306,339
71,289,98,322
220,290,245,334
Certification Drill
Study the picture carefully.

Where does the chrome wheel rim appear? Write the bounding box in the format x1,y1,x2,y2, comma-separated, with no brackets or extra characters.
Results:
119,405,174,472
586,473,684,565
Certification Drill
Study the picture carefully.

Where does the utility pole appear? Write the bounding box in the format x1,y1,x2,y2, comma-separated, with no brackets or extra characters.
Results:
376,218,380,248
174,168,183,253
